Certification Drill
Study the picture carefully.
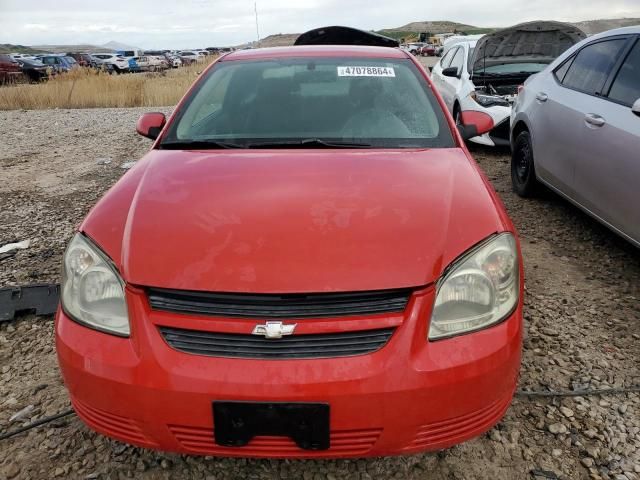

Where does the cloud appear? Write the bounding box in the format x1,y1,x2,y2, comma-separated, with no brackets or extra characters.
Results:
23,23,49,31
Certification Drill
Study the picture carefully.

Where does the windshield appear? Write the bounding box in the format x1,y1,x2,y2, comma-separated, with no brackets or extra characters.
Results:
161,57,454,149
473,62,548,75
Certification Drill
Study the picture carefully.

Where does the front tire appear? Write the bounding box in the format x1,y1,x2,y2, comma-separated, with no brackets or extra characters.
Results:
511,131,538,197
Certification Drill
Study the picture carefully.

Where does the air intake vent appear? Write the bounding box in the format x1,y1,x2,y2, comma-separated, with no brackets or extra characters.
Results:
159,326,395,359
148,288,411,319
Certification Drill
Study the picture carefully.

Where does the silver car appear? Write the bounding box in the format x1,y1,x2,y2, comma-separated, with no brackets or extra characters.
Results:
511,26,640,247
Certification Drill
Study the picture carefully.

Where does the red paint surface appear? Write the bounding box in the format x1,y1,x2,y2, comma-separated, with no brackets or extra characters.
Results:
56,284,522,457
57,45,523,457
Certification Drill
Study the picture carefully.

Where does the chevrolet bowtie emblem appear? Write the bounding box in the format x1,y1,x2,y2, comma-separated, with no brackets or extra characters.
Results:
252,321,297,339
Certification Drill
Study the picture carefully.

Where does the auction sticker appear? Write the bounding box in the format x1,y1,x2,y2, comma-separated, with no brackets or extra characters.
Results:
337,66,396,77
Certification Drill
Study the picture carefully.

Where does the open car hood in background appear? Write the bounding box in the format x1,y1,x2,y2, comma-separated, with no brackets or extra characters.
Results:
295,26,399,48
470,21,586,71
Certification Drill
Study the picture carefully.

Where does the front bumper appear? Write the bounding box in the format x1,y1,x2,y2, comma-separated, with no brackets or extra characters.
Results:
460,100,512,147
56,286,522,458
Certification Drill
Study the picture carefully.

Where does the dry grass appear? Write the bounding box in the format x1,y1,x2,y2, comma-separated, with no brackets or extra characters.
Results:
0,58,217,110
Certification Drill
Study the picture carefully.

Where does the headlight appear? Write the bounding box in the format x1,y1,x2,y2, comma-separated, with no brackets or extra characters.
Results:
471,92,511,108
428,233,519,340
61,234,130,336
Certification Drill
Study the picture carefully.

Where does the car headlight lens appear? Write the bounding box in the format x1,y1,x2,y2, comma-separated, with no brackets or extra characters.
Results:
471,92,511,108
428,233,519,340
61,234,130,336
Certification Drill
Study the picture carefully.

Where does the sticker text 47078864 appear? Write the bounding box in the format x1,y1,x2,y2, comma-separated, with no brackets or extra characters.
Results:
337,66,396,77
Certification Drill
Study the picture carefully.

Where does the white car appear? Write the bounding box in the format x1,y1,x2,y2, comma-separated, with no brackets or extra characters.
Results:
179,51,206,62
135,56,167,72
431,21,585,146
90,53,129,73
399,43,422,55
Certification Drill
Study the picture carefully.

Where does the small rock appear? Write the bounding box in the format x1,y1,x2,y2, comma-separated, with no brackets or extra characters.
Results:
489,429,502,441
121,161,137,169
160,459,172,469
552,449,563,457
560,406,574,418
618,404,628,414
54,467,65,477
581,457,595,468
584,429,598,439
96,157,112,165
10,404,35,422
548,423,567,434
4,463,20,479
136,459,147,472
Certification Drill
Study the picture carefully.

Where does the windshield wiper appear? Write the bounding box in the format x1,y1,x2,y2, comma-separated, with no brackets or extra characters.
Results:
159,140,247,150
244,138,373,149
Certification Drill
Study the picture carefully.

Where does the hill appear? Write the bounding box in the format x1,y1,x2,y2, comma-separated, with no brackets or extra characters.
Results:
0,44,50,54
101,40,141,51
31,44,111,53
257,33,301,48
573,17,640,35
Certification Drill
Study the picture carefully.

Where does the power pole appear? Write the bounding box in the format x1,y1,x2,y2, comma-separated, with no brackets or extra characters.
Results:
254,2,260,46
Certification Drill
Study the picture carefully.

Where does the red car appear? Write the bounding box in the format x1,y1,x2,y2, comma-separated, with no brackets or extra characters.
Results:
420,44,436,56
56,31,523,458
0,54,23,84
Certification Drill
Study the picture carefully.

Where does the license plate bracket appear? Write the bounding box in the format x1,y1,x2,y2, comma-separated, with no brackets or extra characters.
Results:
213,401,330,450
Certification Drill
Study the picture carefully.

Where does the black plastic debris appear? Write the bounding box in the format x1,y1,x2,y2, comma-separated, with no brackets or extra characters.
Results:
295,26,399,48
0,284,60,322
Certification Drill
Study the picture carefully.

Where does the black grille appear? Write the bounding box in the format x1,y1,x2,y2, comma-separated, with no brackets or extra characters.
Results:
159,326,396,359
147,288,411,319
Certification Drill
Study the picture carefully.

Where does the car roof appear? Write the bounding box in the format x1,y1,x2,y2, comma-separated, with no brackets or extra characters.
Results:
221,45,408,62
583,25,640,39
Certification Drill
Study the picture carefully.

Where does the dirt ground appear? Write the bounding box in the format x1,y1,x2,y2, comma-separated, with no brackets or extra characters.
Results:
0,107,639,480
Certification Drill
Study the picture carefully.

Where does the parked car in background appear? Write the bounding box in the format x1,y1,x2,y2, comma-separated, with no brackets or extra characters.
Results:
511,26,640,246
36,55,79,74
420,44,436,56
127,57,140,73
56,32,523,458
90,53,130,73
10,53,37,61
116,49,143,58
67,53,96,67
18,57,51,82
431,21,585,146
135,56,168,72
400,43,423,55
0,54,23,83
166,54,182,68
179,50,205,63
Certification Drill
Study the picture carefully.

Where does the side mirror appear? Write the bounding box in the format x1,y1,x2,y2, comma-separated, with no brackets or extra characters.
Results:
632,98,640,117
442,67,460,78
136,112,166,140
457,111,495,140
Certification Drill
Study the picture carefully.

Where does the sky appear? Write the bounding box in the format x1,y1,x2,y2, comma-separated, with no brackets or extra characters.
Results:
1,0,639,49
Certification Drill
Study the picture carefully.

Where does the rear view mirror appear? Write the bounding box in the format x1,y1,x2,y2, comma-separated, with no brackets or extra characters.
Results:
632,98,640,117
136,112,166,140
457,111,495,140
442,67,460,78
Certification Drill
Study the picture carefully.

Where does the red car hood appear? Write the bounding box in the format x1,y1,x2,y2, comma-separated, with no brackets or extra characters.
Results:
82,148,506,293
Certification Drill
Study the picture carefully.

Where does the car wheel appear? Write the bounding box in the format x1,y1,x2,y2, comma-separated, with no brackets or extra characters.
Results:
511,131,538,197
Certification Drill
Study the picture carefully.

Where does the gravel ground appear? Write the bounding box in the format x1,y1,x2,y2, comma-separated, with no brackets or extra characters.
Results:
0,107,639,480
